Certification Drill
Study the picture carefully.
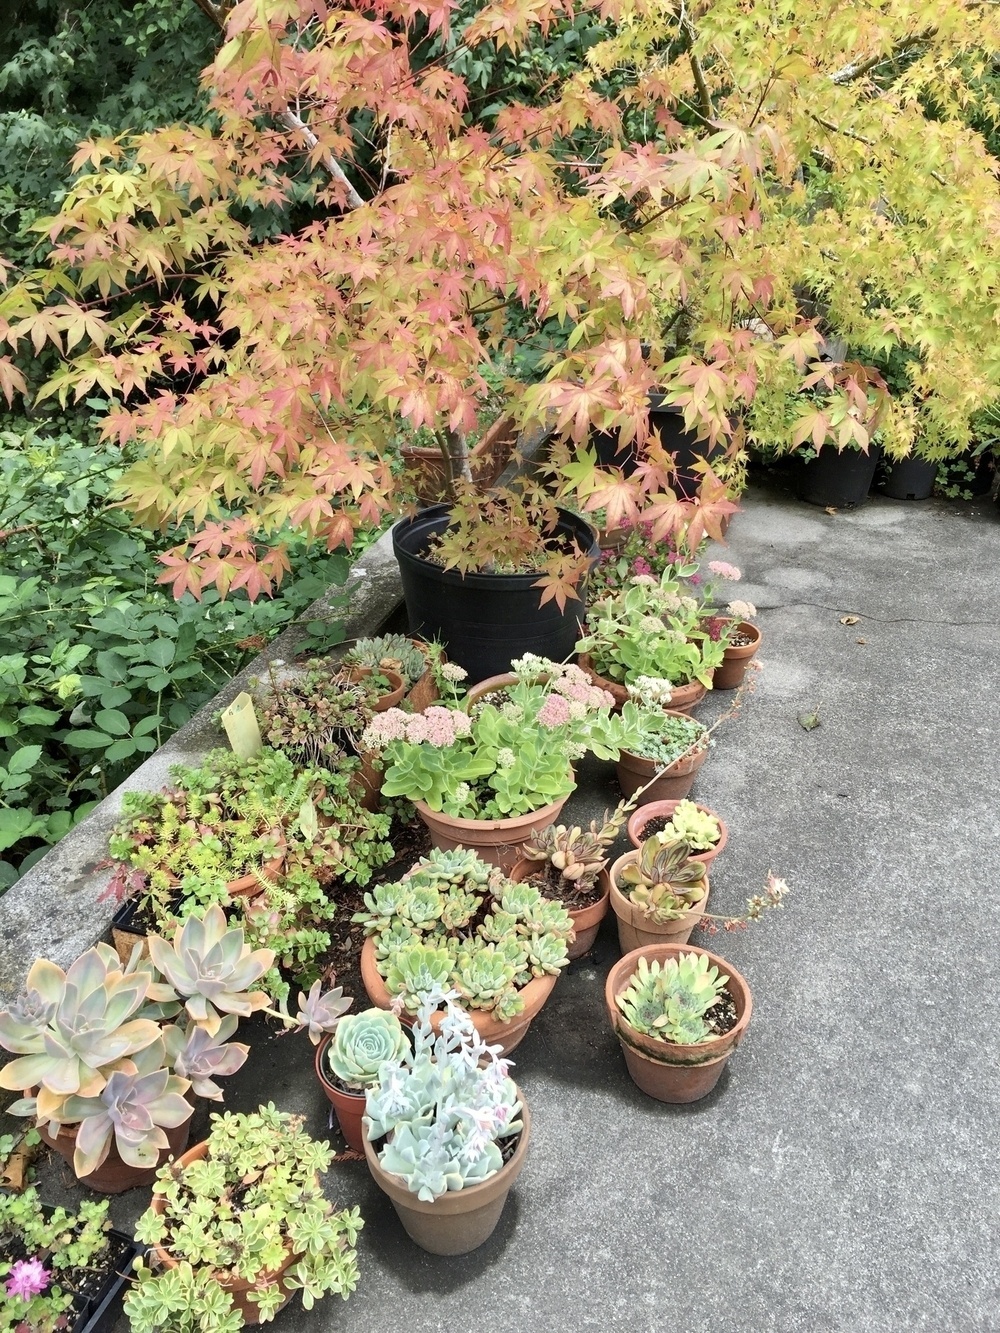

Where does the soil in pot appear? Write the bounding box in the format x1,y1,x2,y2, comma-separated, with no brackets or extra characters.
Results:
604,942,753,1103
508,859,611,960
392,504,598,683
363,1094,531,1255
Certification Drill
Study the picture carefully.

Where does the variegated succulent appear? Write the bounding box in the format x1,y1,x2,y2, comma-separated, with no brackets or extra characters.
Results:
616,952,729,1045
520,807,627,891
617,834,708,922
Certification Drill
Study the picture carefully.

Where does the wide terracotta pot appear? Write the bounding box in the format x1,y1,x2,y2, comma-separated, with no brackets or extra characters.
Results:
604,942,753,1103
626,800,728,866
465,672,519,709
615,717,709,804
714,622,762,691
509,860,611,961
314,1035,366,1154
150,1141,300,1324
346,665,405,713
38,1109,192,1195
412,794,572,871
608,851,708,951
360,938,557,1056
363,1093,531,1255
578,654,709,715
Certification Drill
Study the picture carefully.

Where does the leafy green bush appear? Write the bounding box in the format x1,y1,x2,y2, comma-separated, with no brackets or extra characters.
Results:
0,415,354,889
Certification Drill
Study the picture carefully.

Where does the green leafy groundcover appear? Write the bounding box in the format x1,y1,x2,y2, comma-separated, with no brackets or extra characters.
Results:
0,414,365,892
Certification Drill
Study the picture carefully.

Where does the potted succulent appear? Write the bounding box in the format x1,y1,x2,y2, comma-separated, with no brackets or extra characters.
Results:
354,847,573,1055
627,798,728,866
258,662,403,768
314,1009,409,1153
604,945,753,1103
608,835,710,951
1,1187,140,1333
360,655,634,867
577,573,725,713
343,633,443,712
613,684,712,803
363,988,528,1255
391,485,599,683
510,810,628,959
127,1106,362,1328
0,907,350,1192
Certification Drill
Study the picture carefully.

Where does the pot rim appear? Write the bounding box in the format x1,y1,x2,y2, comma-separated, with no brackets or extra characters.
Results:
626,800,728,858
412,794,571,833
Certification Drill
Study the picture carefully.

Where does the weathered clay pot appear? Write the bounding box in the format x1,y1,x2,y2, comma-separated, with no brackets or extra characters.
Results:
404,640,440,713
38,1109,193,1195
608,851,708,951
615,715,709,804
509,860,611,961
605,943,753,1103
626,800,728,866
346,665,405,712
465,672,519,709
363,1093,531,1254
578,653,710,715
150,1141,300,1324
360,938,557,1056
402,414,517,505
314,1036,366,1154
714,622,762,691
413,795,572,871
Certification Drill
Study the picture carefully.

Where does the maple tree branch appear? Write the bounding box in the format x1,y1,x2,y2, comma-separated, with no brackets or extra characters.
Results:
680,14,714,122
829,27,937,84
277,109,365,210
188,0,230,31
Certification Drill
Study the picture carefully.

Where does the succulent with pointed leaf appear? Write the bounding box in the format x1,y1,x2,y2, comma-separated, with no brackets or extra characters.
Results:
616,953,728,1044
617,835,708,922
60,1067,193,1178
293,979,352,1045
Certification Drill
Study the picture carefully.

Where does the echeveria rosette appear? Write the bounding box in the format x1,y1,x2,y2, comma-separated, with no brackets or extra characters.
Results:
327,1009,409,1090
147,905,275,1035
60,1067,193,1177
0,945,166,1123
167,1015,249,1099
294,979,352,1045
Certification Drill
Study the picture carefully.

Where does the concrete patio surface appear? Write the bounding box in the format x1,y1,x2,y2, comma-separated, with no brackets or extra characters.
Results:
6,473,999,1333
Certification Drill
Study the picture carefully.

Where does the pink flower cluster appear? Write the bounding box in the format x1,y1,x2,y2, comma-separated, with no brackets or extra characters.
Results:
631,556,652,576
551,665,614,711
708,560,741,581
537,693,572,728
6,1258,50,1300
361,706,472,751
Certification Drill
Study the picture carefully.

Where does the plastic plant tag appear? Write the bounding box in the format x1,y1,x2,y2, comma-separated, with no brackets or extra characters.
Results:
220,692,262,758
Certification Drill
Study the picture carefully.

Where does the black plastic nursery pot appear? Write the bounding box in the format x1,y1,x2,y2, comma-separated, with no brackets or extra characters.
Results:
73,1231,143,1333
797,444,880,508
392,504,599,683
589,395,722,497
877,455,937,501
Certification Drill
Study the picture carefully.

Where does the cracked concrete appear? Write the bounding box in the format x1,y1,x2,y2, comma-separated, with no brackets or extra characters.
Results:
4,473,1000,1333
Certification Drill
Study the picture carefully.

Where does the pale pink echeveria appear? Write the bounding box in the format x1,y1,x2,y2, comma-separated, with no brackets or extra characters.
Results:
169,1015,249,1099
62,1067,192,1177
295,979,352,1045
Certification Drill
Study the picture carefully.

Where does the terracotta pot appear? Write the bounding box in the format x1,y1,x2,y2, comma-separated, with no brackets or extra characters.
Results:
615,715,709,804
597,525,632,553
346,665,405,713
352,749,383,813
604,942,753,1102
608,851,708,951
412,794,572,871
405,640,441,713
509,860,611,961
361,938,557,1056
578,654,709,715
150,1141,299,1324
465,672,519,709
314,1036,367,1153
38,1109,193,1195
626,800,728,866
714,622,762,691
402,414,518,505
363,1092,531,1254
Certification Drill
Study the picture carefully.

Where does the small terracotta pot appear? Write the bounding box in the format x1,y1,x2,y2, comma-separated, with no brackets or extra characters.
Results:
346,665,405,713
150,1141,300,1324
352,749,384,813
615,714,709,804
626,800,728,866
714,622,762,691
363,1092,531,1254
38,1109,193,1195
605,942,753,1103
360,938,557,1056
412,795,572,871
578,654,709,715
314,1036,367,1153
404,640,441,713
608,851,708,951
402,414,517,505
508,860,611,961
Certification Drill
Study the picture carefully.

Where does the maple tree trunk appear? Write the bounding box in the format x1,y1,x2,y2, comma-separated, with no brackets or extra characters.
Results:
444,428,473,490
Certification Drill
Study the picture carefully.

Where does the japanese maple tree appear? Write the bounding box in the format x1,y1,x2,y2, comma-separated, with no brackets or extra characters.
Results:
2,0,1000,598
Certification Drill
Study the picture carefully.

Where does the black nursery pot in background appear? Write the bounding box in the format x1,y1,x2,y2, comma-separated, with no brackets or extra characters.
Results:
797,444,881,508
877,455,937,501
392,504,599,684
590,394,723,498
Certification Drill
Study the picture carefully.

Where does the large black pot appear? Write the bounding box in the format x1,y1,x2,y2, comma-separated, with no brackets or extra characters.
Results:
590,395,723,497
877,455,937,501
797,445,880,508
392,505,598,683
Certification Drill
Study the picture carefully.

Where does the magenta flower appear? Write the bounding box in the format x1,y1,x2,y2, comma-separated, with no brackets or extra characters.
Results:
631,556,652,576
6,1258,51,1300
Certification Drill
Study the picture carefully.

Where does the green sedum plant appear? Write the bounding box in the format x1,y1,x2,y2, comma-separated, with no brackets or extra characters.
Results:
327,1009,409,1090
616,953,729,1045
617,836,709,923
354,848,573,1021
122,1260,242,1333
365,988,522,1202
130,1106,362,1325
